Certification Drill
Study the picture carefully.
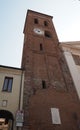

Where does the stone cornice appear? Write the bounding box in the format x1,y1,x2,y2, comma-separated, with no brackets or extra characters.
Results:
60,42,80,55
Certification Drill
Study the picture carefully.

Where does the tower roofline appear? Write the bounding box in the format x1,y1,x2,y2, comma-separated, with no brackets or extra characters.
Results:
23,9,53,34
27,9,53,18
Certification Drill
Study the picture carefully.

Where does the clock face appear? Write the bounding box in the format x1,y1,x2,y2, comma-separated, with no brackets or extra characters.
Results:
33,28,44,35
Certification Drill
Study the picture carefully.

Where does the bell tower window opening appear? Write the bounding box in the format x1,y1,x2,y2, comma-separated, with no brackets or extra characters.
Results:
44,21,48,26
40,43,43,51
34,18,38,24
45,31,51,38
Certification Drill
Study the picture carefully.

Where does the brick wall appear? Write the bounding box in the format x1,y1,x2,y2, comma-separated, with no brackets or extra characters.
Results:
22,10,80,130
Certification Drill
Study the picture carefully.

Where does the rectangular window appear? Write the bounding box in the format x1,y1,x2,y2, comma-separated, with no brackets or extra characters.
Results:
51,108,61,124
44,21,48,26
34,18,38,24
45,31,51,38
42,80,46,89
72,54,80,65
40,44,43,51
2,77,13,92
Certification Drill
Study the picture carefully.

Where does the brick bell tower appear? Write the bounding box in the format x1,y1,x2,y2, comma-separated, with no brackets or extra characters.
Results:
22,10,80,130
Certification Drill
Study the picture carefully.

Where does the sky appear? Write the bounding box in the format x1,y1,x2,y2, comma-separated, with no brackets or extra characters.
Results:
0,0,80,68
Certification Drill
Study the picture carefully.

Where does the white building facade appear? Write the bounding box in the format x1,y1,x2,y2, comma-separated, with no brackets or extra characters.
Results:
0,65,24,130
60,42,80,99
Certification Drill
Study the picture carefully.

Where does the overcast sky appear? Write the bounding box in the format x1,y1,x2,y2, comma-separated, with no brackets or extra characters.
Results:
0,0,80,67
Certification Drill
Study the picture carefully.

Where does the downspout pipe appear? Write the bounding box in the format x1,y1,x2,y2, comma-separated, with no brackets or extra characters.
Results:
18,69,24,110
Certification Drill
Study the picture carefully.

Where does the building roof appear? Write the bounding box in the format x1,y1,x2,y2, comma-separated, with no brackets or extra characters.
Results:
0,65,23,71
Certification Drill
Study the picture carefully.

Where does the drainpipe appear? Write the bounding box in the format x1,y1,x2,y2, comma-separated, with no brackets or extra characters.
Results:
18,69,24,110
16,69,24,130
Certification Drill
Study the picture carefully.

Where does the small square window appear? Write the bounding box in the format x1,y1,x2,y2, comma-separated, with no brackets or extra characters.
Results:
2,77,13,92
2,100,7,107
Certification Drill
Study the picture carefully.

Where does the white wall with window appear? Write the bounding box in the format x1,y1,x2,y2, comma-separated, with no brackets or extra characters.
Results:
0,65,24,130
60,42,80,99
